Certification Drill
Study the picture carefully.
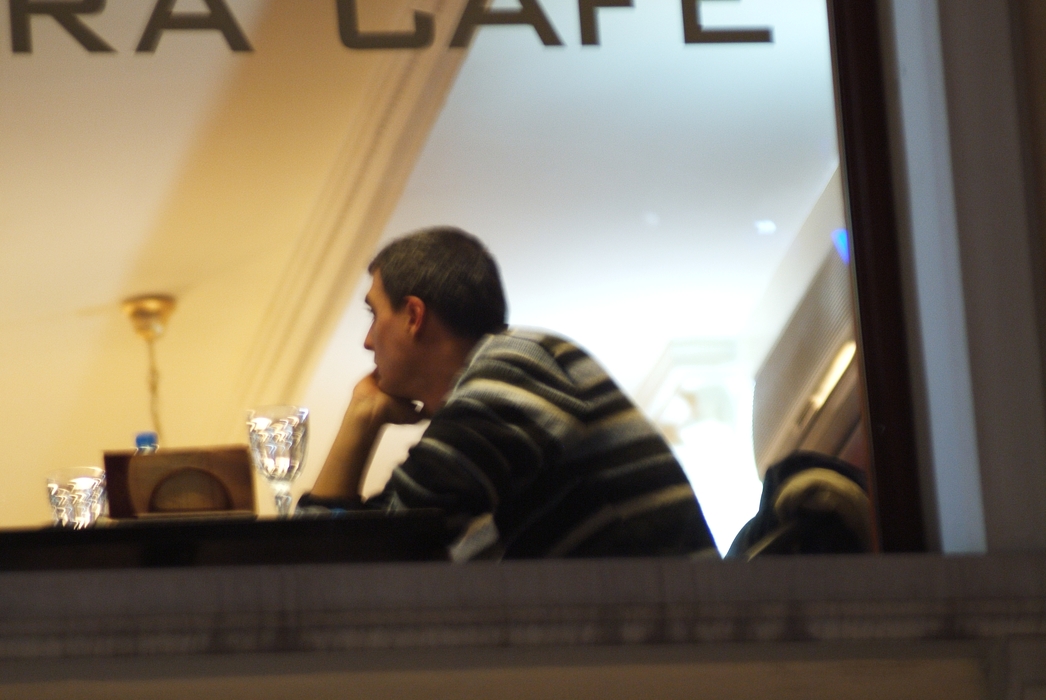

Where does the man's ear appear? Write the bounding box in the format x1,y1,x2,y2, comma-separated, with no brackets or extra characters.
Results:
402,296,426,336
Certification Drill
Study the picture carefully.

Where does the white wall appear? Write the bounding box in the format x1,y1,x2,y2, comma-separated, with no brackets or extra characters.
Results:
886,0,985,553
886,0,1046,552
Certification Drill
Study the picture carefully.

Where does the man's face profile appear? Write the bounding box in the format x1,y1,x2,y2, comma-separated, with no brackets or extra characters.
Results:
363,271,417,399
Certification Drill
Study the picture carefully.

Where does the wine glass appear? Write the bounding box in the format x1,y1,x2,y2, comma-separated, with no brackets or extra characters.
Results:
246,406,308,517
47,466,107,528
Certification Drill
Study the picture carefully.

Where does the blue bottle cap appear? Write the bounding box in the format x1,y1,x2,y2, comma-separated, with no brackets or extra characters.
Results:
135,431,159,449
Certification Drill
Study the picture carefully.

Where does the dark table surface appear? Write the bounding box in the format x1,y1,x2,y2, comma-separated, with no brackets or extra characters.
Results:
0,511,450,571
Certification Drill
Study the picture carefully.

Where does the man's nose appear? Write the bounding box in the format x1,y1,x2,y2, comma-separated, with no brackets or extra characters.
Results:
363,327,374,350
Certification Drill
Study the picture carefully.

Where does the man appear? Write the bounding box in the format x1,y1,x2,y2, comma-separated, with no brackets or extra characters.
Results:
302,227,717,559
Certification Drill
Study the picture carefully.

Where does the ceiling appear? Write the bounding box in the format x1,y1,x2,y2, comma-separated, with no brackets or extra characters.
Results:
311,0,840,393
413,0,836,365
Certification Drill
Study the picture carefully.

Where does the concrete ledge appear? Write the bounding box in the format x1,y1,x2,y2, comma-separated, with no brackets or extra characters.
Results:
0,554,1044,659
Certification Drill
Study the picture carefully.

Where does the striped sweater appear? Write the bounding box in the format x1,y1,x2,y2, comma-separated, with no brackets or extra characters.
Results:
382,329,717,558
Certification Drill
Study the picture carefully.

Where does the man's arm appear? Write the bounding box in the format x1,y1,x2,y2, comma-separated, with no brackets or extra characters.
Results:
310,372,420,501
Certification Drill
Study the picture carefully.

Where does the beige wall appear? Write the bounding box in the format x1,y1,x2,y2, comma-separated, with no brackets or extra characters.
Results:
0,655,985,700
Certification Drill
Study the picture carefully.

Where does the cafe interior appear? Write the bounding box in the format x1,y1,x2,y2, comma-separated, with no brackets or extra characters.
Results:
0,0,871,559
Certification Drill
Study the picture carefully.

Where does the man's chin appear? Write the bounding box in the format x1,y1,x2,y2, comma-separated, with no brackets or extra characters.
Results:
375,375,401,398
373,368,414,401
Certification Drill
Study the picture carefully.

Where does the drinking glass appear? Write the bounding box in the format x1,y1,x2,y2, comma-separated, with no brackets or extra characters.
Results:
47,466,107,528
246,405,308,517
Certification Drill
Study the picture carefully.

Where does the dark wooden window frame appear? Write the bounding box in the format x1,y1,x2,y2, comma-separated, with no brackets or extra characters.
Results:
829,0,925,552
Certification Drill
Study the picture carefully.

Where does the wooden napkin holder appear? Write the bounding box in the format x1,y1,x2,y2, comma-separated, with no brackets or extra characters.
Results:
104,446,256,518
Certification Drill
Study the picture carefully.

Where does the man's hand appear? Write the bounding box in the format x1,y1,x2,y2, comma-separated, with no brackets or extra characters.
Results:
310,370,421,501
349,371,422,428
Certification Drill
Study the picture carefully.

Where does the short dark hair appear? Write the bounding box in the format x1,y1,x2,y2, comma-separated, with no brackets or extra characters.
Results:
368,227,508,339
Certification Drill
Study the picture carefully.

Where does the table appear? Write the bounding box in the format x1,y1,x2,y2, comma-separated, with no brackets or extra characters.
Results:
0,511,449,570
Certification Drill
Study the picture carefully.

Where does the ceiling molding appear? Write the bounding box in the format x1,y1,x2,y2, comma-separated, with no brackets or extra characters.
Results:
228,0,470,433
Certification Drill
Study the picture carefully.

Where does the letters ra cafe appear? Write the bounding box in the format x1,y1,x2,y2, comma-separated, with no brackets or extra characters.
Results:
8,0,773,54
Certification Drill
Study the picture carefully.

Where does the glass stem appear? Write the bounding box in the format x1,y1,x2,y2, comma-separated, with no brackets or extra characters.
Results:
273,481,293,518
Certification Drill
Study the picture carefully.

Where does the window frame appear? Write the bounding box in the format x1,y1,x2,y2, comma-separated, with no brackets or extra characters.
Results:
828,0,926,552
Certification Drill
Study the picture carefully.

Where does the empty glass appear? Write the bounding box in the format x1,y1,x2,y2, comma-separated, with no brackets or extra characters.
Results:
246,405,308,517
47,467,107,528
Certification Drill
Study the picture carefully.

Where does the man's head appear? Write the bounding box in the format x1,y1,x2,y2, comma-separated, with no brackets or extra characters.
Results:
364,227,507,402
367,227,507,339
